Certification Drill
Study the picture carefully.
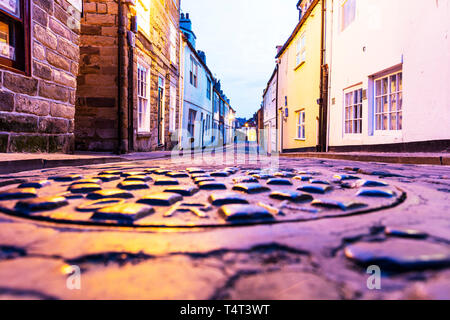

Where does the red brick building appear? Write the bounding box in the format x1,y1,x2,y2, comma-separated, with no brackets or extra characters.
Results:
0,0,81,153
75,0,181,153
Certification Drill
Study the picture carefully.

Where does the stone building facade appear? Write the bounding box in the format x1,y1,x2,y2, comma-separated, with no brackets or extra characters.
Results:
0,0,81,153
76,0,180,153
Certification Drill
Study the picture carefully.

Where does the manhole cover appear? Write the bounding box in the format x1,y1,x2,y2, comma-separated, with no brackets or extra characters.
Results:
0,162,405,228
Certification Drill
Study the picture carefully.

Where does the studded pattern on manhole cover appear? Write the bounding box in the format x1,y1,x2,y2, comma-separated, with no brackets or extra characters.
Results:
0,163,406,228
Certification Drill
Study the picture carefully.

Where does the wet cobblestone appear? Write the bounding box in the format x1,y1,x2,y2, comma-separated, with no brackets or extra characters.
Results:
0,154,448,299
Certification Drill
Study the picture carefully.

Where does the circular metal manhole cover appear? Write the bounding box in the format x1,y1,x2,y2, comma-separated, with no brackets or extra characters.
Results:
0,163,405,229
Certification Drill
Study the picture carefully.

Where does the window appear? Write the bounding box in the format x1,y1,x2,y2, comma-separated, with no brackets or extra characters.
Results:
0,0,29,72
137,0,151,37
169,22,177,65
296,110,306,140
296,34,306,67
189,57,198,87
206,78,211,100
344,88,363,134
187,109,196,137
169,86,177,132
374,71,403,131
137,63,150,132
341,0,356,31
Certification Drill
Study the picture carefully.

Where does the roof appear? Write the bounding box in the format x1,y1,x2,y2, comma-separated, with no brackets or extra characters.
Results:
275,0,320,59
182,33,213,79
262,66,278,98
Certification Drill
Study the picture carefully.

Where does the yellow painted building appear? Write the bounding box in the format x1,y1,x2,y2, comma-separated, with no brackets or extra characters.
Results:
276,0,323,152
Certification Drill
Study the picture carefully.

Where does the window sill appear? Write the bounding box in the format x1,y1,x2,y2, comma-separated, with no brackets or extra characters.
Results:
137,132,152,138
294,61,305,71
294,138,306,141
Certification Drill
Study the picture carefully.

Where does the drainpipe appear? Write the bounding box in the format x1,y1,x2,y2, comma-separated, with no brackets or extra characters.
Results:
117,0,128,154
319,0,328,152
275,65,280,153
326,0,334,153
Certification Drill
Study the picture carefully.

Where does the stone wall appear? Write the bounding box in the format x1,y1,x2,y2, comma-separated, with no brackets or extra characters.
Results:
76,0,180,153
0,0,81,153
75,0,119,152
133,0,180,151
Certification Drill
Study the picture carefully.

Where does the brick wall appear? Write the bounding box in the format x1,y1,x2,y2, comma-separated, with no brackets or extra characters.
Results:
0,0,81,153
75,0,119,152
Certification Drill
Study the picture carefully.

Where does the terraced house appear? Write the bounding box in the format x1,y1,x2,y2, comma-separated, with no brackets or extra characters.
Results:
0,0,82,153
326,0,450,152
76,0,181,153
276,0,328,153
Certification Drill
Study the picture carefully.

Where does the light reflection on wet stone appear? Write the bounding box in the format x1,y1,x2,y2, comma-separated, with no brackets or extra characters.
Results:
166,172,189,178
198,181,227,190
97,175,120,182
232,176,259,184
267,178,293,186
70,179,102,186
210,171,231,177
77,198,126,212
186,168,205,174
297,185,332,194
311,199,367,211
355,180,389,188
293,176,312,182
309,179,331,185
49,174,83,182
193,177,215,184
208,193,249,206
385,227,428,239
356,189,395,198
164,186,199,196
69,183,102,194
15,196,69,213
270,190,313,203
232,183,270,194
121,171,148,177
344,239,450,271
87,189,134,200
124,175,153,182
137,193,183,206
154,178,179,186
18,180,51,189
92,203,155,222
219,204,274,222
117,181,150,190
0,188,37,201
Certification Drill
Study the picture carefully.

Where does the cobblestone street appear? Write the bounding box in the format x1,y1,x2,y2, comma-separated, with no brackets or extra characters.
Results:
0,152,449,300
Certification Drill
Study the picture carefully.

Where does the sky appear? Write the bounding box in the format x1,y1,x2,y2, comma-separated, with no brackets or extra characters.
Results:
181,0,300,119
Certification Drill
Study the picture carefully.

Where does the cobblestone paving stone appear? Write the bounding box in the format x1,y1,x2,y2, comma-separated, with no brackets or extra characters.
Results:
0,153,448,299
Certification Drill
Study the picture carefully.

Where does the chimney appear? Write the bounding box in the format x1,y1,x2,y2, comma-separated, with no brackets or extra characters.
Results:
276,45,283,54
197,50,206,64
296,0,303,20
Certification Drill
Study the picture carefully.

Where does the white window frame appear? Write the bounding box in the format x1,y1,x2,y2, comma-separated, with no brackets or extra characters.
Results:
344,87,363,134
341,0,356,31
206,78,211,100
374,70,403,132
137,0,151,37
295,33,306,68
296,110,306,140
137,61,150,133
189,56,198,88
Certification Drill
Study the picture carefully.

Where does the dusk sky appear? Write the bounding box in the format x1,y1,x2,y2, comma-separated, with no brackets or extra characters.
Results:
181,0,299,119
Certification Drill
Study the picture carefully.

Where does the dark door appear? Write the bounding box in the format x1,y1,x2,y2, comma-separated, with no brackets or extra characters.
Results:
157,77,164,145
